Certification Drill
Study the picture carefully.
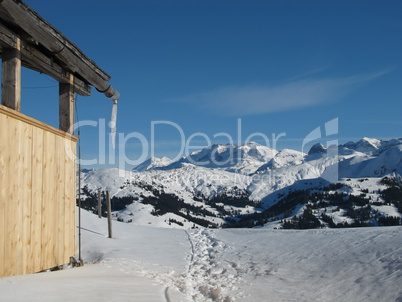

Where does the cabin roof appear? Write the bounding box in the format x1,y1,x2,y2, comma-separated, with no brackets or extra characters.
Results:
0,0,118,98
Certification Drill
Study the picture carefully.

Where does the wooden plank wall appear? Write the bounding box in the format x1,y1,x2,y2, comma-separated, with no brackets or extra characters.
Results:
0,105,77,277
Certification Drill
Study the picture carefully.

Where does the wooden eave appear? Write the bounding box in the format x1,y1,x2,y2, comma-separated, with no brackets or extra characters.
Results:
0,23,90,96
0,0,118,98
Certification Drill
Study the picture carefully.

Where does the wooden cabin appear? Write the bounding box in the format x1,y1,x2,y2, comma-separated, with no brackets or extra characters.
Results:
0,0,119,277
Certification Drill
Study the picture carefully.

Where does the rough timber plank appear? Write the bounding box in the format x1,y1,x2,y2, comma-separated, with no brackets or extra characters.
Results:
3,116,21,276
0,105,78,142
30,126,43,274
64,139,76,263
2,114,12,277
14,118,25,276
0,23,91,96
22,44,91,97
20,119,33,275
59,73,75,134
1,37,21,111
71,140,77,260
55,135,65,266
0,0,109,79
0,113,7,277
0,0,119,98
0,22,17,47
41,131,56,271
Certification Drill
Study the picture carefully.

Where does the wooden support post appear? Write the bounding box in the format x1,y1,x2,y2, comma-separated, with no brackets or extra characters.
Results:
98,189,102,218
106,191,112,238
59,73,75,134
1,37,21,111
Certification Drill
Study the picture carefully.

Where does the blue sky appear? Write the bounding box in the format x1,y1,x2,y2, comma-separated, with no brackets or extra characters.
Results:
18,0,402,168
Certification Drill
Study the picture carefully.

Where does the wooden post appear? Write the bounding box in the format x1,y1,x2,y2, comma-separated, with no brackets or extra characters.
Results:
59,73,75,134
97,189,102,218
1,37,21,111
106,191,112,238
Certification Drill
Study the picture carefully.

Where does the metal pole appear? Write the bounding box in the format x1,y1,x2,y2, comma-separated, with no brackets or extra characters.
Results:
107,190,112,238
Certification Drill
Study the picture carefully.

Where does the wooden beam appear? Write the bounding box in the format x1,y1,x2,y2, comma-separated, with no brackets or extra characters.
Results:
0,104,78,141
0,22,16,48
0,0,119,99
0,23,91,96
22,43,91,97
1,37,21,111
0,0,109,80
59,73,75,134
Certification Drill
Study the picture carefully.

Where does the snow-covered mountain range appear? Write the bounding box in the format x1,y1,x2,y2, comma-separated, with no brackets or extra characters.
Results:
81,137,402,229
148,142,278,175
131,156,172,172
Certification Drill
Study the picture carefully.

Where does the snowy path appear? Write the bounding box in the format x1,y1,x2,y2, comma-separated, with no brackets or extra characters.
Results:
183,229,239,301
183,230,276,302
142,229,241,301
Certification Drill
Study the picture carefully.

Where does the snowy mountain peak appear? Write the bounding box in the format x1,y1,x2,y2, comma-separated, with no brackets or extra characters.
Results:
356,137,381,152
241,142,277,159
160,142,277,174
360,137,381,147
257,148,305,172
342,137,382,154
132,156,172,172
308,143,327,155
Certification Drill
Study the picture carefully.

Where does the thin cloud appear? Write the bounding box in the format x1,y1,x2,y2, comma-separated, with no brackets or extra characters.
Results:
287,66,329,81
360,120,402,126
175,70,390,116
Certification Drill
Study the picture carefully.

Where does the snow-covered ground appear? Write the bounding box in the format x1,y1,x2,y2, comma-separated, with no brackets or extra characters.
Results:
0,209,401,302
